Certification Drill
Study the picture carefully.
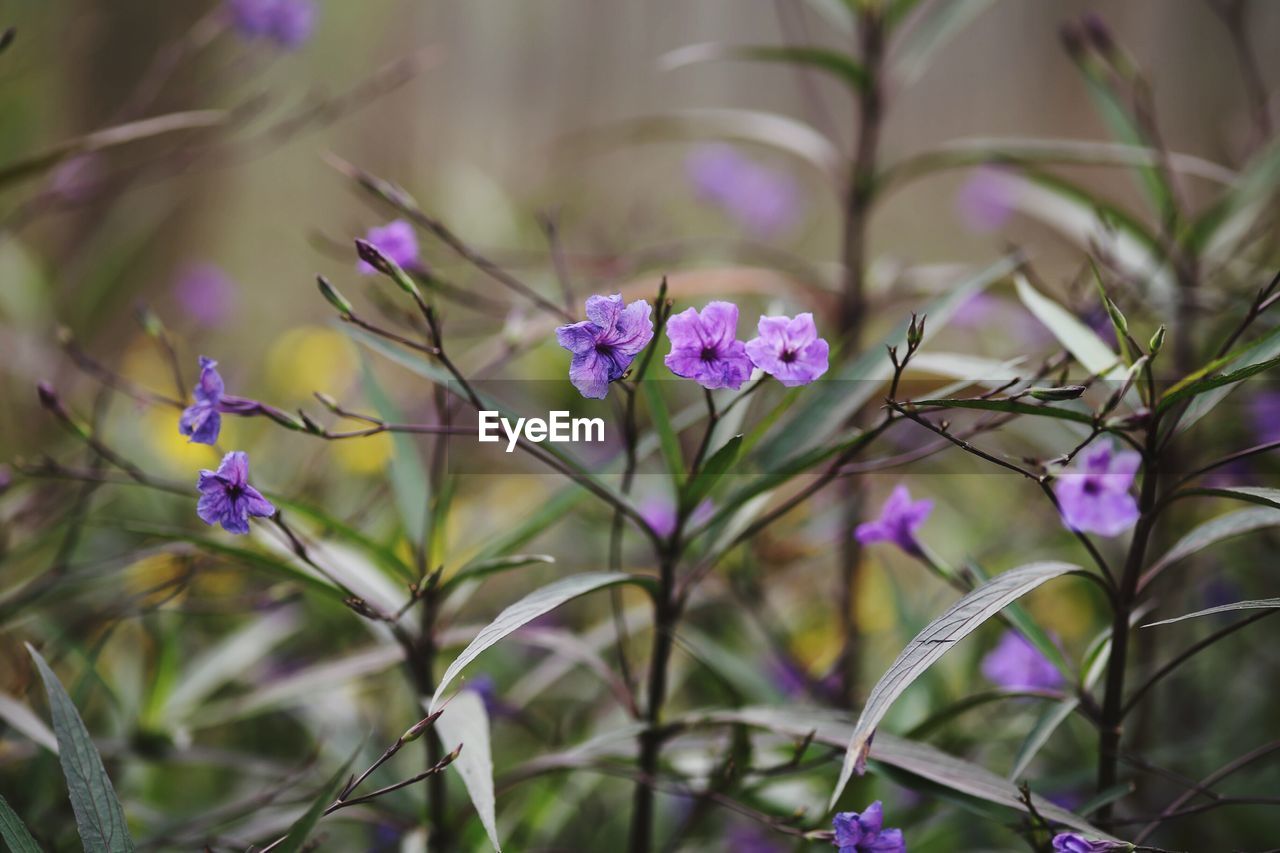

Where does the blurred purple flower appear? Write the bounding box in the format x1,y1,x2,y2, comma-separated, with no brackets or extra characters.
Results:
854,485,933,557
357,220,419,275
955,165,1017,233
725,825,787,853
556,294,654,399
1052,834,1129,852
1248,390,1280,444
174,263,238,327
226,0,316,48
832,801,905,853
1054,441,1140,537
686,144,802,239
952,292,999,329
197,451,275,534
768,656,810,698
664,301,753,390
466,674,517,720
745,313,829,386
638,495,713,538
981,630,1063,691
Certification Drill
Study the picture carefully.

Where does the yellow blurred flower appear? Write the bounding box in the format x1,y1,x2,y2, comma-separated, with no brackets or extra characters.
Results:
125,553,192,607
856,561,896,634
332,431,393,474
266,326,356,400
143,407,234,473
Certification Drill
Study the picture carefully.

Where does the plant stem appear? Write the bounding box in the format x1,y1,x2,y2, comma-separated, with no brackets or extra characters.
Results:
835,6,886,706
1096,424,1162,825
628,553,678,853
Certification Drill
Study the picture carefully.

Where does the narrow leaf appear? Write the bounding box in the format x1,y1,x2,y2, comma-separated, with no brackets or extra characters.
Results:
273,750,358,853
1014,275,1121,377
1147,507,1280,574
643,382,686,486
441,554,556,593
27,644,135,853
358,356,429,546
830,562,1079,808
436,691,501,851
661,43,866,91
913,396,1095,424
682,434,742,511
1143,598,1280,628
0,796,40,853
429,572,653,711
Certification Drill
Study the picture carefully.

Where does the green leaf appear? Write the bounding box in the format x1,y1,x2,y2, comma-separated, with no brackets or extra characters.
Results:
0,795,40,853
912,396,1095,424
830,561,1079,808
661,43,866,91
273,750,358,853
1147,507,1280,575
682,706,1114,838
27,644,135,853
1178,486,1280,511
893,0,996,85
1162,333,1280,423
435,690,501,851
1142,598,1280,628
1009,697,1080,781
642,382,686,486
358,356,430,547
429,572,655,711
1188,137,1280,252
441,554,556,594
1014,274,1121,377
682,434,743,512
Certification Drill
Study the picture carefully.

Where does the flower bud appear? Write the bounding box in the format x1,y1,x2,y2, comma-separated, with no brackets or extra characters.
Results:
1148,325,1166,356
401,710,444,743
1029,385,1087,401
316,276,353,317
355,239,421,298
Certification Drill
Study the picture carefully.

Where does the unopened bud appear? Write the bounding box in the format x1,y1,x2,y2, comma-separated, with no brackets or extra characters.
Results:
316,276,353,317
36,381,60,412
402,710,444,743
355,239,421,298
1149,325,1166,356
314,392,340,412
1029,385,1087,401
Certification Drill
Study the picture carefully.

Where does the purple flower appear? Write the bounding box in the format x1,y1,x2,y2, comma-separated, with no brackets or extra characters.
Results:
638,496,714,538
832,802,906,853
955,165,1017,233
356,220,420,275
1248,390,1280,444
174,263,238,327
1052,833,1130,852
664,301,753,390
686,144,802,239
555,294,654,399
179,357,260,445
196,451,275,534
226,0,316,48
1053,441,1140,537
854,485,933,557
745,313,829,386
981,630,1063,691
180,357,228,445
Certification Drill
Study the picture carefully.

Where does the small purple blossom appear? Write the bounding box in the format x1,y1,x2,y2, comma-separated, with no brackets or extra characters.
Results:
638,496,714,538
955,165,1017,233
664,301,753,390
356,220,420,275
744,313,829,386
832,802,906,853
1052,833,1130,852
226,0,316,48
854,485,933,557
196,451,275,535
1248,390,1280,444
686,144,802,239
179,357,261,445
555,294,654,399
174,263,238,327
981,630,1063,691
180,357,228,445
1053,441,1140,537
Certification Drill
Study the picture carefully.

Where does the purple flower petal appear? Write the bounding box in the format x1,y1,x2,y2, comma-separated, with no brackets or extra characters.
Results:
556,294,654,399
664,302,753,390
1053,441,1140,536
745,312,830,386
855,485,932,556
981,630,1063,691
357,219,419,275
196,451,275,535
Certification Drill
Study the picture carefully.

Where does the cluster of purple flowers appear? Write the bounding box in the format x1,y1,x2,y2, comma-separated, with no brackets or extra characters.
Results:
555,295,829,400
832,802,905,852
178,358,275,534
226,0,316,48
